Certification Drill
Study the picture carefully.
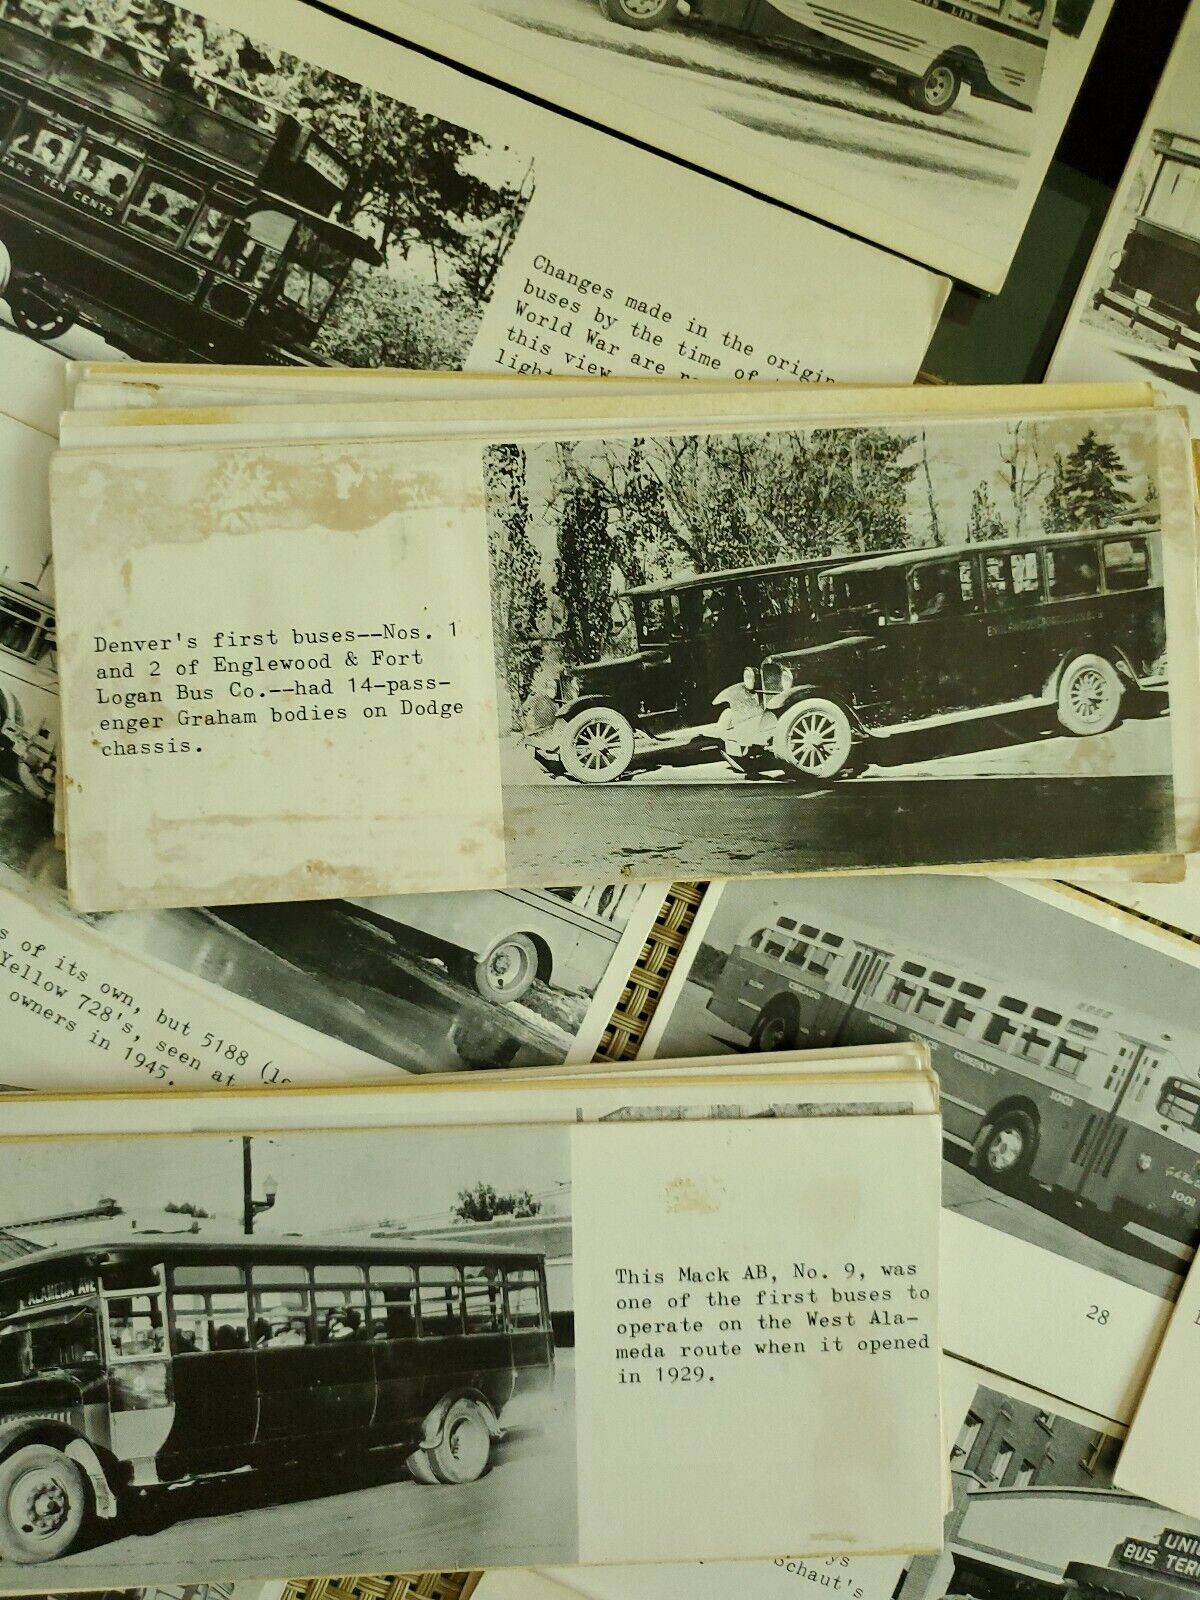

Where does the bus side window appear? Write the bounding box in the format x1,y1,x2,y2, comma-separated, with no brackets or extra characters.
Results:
1049,1039,1089,1077
251,1266,313,1348
463,1265,504,1334
417,1267,463,1337
746,927,768,952
982,1012,1018,1050
367,1266,416,1340
66,135,139,204
1102,538,1150,593
10,110,76,175
885,962,925,1012
171,1292,212,1354
126,171,200,247
1046,545,1101,601
505,1270,545,1331
105,1294,165,1358
313,1266,367,1342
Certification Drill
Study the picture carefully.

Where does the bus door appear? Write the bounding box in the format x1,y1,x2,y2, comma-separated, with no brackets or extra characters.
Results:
812,941,893,1047
166,1265,258,1468
1062,1038,1163,1214
98,1261,174,1476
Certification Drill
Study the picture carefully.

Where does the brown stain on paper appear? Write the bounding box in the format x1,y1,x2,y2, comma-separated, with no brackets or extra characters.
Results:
664,1177,725,1215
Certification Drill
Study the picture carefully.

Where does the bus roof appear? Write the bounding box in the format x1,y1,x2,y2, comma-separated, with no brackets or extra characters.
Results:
823,526,1160,578
621,554,848,600
0,1237,547,1278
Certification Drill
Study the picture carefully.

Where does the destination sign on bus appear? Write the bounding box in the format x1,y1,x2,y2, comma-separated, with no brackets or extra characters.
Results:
302,140,350,191
17,1276,98,1311
1117,1530,1200,1586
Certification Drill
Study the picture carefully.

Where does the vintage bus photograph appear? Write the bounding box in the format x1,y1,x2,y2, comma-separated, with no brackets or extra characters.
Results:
0,0,534,370
367,0,1108,287
900,1371,1200,1600
1049,6,1200,427
642,873,1200,1301
488,411,1182,883
0,1124,575,1580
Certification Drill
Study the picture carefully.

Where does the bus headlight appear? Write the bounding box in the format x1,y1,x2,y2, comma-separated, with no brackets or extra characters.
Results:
1137,1153,1153,1173
742,667,757,691
1108,251,1124,271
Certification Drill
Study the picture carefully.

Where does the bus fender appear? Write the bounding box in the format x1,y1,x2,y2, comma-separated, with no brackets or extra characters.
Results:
64,1438,119,1520
0,1423,118,1519
555,695,645,736
769,683,864,732
0,239,10,298
419,1389,503,1451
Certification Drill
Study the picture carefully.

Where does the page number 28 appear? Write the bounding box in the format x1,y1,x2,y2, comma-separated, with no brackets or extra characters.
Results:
1087,1305,1110,1326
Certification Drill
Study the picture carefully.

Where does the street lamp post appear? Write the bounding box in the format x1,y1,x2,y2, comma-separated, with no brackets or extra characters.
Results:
242,1136,278,1235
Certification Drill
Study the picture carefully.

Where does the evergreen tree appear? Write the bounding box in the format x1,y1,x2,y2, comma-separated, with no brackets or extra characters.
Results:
1044,430,1133,530
1043,452,1071,534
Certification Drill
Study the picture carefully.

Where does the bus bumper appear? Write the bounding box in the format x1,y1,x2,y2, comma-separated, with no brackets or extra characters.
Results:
1094,287,1200,356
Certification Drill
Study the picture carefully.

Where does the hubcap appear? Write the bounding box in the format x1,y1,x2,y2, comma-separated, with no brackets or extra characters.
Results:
573,717,623,772
448,1415,488,1476
762,1017,788,1050
487,942,530,992
1068,669,1111,726
987,1128,1024,1173
926,66,956,106
621,0,669,14
787,710,843,774
13,1471,70,1540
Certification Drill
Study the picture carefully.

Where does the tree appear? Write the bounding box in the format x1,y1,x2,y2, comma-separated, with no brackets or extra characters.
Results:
454,1182,542,1223
484,446,547,720
966,481,1007,543
1042,430,1134,530
552,446,623,668
164,1201,210,1218
998,422,1051,540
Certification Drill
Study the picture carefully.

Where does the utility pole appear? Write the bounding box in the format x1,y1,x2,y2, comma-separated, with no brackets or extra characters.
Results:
242,1136,278,1235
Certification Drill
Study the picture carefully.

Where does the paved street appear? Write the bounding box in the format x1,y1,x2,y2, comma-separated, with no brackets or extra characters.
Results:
415,0,1056,264
9,1358,577,1587
653,980,1189,1300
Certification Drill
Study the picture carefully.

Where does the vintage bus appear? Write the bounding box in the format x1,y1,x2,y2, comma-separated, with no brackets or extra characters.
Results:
1095,131,1200,365
600,0,1055,116
722,526,1166,781
0,0,380,360
0,1237,554,1563
349,884,642,1004
0,575,56,801
705,909,1200,1248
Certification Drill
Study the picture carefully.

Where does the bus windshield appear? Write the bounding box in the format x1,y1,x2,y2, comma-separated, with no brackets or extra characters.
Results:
0,1305,101,1382
278,224,349,318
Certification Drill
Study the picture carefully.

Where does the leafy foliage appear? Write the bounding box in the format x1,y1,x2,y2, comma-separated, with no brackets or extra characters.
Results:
484,444,548,713
453,1182,542,1223
1043,430,1134,531
966,481,1007,543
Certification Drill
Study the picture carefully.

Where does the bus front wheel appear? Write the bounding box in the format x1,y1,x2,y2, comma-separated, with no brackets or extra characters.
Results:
558,706,635,783
410,1399,492,1485
750,998,799,1053
0,1444,89,1563
601,0,679,28
976,1110,1037,1189
472,933,540,1003
904,58,962,115
7,282,74,344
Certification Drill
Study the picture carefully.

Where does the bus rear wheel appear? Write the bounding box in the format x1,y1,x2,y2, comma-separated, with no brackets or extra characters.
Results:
773,698,856,781
0,1444,89,1563
601,0,679,28
412,1399,492,1485
7,282,74,343
976,1110,1037,1189
1056,654,1122,737
905,58,962,115
473,933,539,1003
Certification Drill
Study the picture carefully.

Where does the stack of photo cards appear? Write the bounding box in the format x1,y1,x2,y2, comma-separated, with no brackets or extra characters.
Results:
47,371,1200,912
0,1046,944,1580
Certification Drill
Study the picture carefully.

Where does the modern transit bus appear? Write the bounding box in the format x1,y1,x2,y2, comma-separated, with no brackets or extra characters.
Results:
705,909,1200,1247
0,575,55,801
350,884,642,1003
600,0,1055,116
0,0,380,360
0,1238,554,1563
1095,131,1200,365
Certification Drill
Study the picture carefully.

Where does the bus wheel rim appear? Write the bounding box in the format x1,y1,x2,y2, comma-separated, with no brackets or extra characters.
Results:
926,65,955,105
988,1128,1023,1171
788,709,844,774
11,1469,71,1538
574,715,624,773
448,1414,488,1475
623,0,668,14
488,941,532,992
1067,667,1112,726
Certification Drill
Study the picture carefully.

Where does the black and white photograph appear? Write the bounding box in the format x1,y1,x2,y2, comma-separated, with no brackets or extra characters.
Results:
1048,3,1200,427
0,0,533,371
0,1125,577,1580
487,412,1184,882
641,874,1200,1302
337,0,1111,290
900,1372,1200,1600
